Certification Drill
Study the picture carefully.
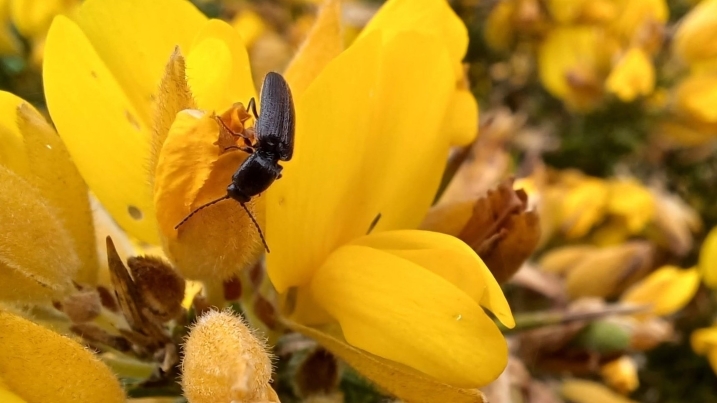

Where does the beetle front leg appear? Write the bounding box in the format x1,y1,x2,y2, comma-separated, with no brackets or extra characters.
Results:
214,115,252,141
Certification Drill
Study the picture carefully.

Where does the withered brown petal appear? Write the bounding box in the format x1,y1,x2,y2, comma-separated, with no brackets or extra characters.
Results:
106,237,168,345
481,211,541,283
456,179,541,283
106,236,147,330
127,255,186,322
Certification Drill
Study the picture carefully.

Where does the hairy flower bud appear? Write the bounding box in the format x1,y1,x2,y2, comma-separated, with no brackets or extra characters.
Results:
182,310,278,403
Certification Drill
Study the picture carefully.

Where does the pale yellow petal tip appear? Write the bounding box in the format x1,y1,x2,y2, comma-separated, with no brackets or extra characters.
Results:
154,108,264,281
0,310,125,403
606,48,655,102
182,310,276,403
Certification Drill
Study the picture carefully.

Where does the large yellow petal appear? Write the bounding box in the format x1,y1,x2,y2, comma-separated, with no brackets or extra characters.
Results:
287,320,487,403
284,0,343,98
186,19,256,112
75,0,206,126
309,243,508,387
359,0,467,78
0,166,78,302
350,230,514,328
0,310,124,403
44,16,158,244
267,31,455,292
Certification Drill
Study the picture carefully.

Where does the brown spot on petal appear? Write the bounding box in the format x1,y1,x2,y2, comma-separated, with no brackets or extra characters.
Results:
223,276,242,301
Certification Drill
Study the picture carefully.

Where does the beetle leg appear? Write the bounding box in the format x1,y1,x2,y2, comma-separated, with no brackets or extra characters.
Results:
224,145,255,154
214,115,251,140
247,97,259,119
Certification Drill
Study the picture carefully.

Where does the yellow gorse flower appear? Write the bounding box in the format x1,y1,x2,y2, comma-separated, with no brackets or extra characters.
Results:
40,0,514,401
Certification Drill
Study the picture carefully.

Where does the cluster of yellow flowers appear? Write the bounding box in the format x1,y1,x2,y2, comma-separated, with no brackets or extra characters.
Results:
0,0,517,402
484,0,717,145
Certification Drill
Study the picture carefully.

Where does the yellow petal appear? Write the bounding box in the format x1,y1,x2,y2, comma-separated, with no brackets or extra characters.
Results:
359,0,468,78
560,177,609,238
309,242,508,387
0,383,26,403
284,0,343,98
154,110,263,280
350,230,514,328
484,1,515,51
610,0,668,42
230,9,267,48
561,379,637,403
699,226,717,288
606,177,655,233
75,0,206,126
0,166,78,302
443,88,479,146
44,16,158,244
675,73,717,124
565,242,653,299
10,0,78,38
539,245,597,274
0,310,124,403
287,320,487,403
0,0,19,55
267,31,455,291
17,103,98,284
600,356,639,394
606,48,655,102
691,326,717,355
621,266,700,316
538,26,606,110
0,92,98,284
0,92,28,174
673,0,717,67
186,19,255,112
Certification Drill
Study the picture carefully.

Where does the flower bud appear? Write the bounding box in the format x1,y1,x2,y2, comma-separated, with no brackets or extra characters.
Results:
182,310,277,403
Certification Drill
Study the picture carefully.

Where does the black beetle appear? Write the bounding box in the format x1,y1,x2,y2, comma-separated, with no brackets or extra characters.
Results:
174,72,295,253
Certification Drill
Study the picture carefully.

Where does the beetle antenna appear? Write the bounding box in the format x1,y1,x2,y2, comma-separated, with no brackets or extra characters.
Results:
174,196,231,229
240,202,270,253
